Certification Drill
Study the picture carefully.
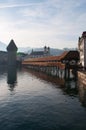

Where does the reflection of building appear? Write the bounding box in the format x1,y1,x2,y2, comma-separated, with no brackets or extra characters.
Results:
78,80,86,107
28,46,50,58
78,31,86,68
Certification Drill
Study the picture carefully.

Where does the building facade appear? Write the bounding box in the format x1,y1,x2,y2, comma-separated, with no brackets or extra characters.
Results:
78,31,86,68
28,46,50,58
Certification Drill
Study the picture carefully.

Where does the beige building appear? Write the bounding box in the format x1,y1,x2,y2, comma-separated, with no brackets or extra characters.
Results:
78,31,86,68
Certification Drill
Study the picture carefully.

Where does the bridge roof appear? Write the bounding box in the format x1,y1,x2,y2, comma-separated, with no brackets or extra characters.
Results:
24,51,79,62
61,51,79,61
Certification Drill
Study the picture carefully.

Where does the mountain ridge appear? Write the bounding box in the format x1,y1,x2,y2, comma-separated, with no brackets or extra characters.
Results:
0,41,7,51
0,41,77,56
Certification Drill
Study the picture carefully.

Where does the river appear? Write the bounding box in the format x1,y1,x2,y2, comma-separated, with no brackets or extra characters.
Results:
0,67,86,130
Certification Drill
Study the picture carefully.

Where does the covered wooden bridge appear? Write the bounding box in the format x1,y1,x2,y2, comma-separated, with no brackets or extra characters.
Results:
22,51,79,79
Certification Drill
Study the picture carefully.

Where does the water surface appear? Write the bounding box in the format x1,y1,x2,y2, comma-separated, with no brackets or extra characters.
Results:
0,67,86,130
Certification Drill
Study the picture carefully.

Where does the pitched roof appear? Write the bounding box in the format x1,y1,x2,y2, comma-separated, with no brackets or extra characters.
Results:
61,51,79,61
24,51,79,62
7,39,18,51
30,51,44,56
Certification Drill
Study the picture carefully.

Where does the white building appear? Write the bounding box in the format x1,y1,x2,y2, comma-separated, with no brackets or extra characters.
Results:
78,31,86,68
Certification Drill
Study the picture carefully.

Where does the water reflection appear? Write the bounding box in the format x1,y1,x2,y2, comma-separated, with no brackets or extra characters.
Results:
7,67,17,91
23,68,65,85
78,80,86,107
0,66,7,75
23,68,78,97
1,67,86,130
6,67,86,107
64,81,78,96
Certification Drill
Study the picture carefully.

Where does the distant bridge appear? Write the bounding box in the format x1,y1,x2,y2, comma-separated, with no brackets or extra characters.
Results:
22,51,79,79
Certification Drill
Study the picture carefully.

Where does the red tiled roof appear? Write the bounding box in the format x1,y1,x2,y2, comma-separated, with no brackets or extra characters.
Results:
23,51,79,67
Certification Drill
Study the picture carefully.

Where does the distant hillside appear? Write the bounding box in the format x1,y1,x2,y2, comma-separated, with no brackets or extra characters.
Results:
30,47,64,56
18,47,63,56
0,41,7,51
18,47,32,53
18,47,76,56
0,40,77,56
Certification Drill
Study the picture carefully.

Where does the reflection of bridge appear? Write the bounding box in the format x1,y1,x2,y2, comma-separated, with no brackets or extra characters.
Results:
23,68,78,96
22,51,79,79
23,68,65,86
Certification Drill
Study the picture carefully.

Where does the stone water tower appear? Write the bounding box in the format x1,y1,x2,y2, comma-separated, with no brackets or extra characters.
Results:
7,39,18,66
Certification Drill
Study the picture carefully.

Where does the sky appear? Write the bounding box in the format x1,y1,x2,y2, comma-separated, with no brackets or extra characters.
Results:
0,0,86,49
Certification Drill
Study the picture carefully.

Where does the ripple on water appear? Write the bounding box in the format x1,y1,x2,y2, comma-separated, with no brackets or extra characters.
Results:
0,68,86,130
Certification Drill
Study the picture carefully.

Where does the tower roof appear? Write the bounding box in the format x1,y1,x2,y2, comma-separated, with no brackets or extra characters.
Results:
7,39,18,51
